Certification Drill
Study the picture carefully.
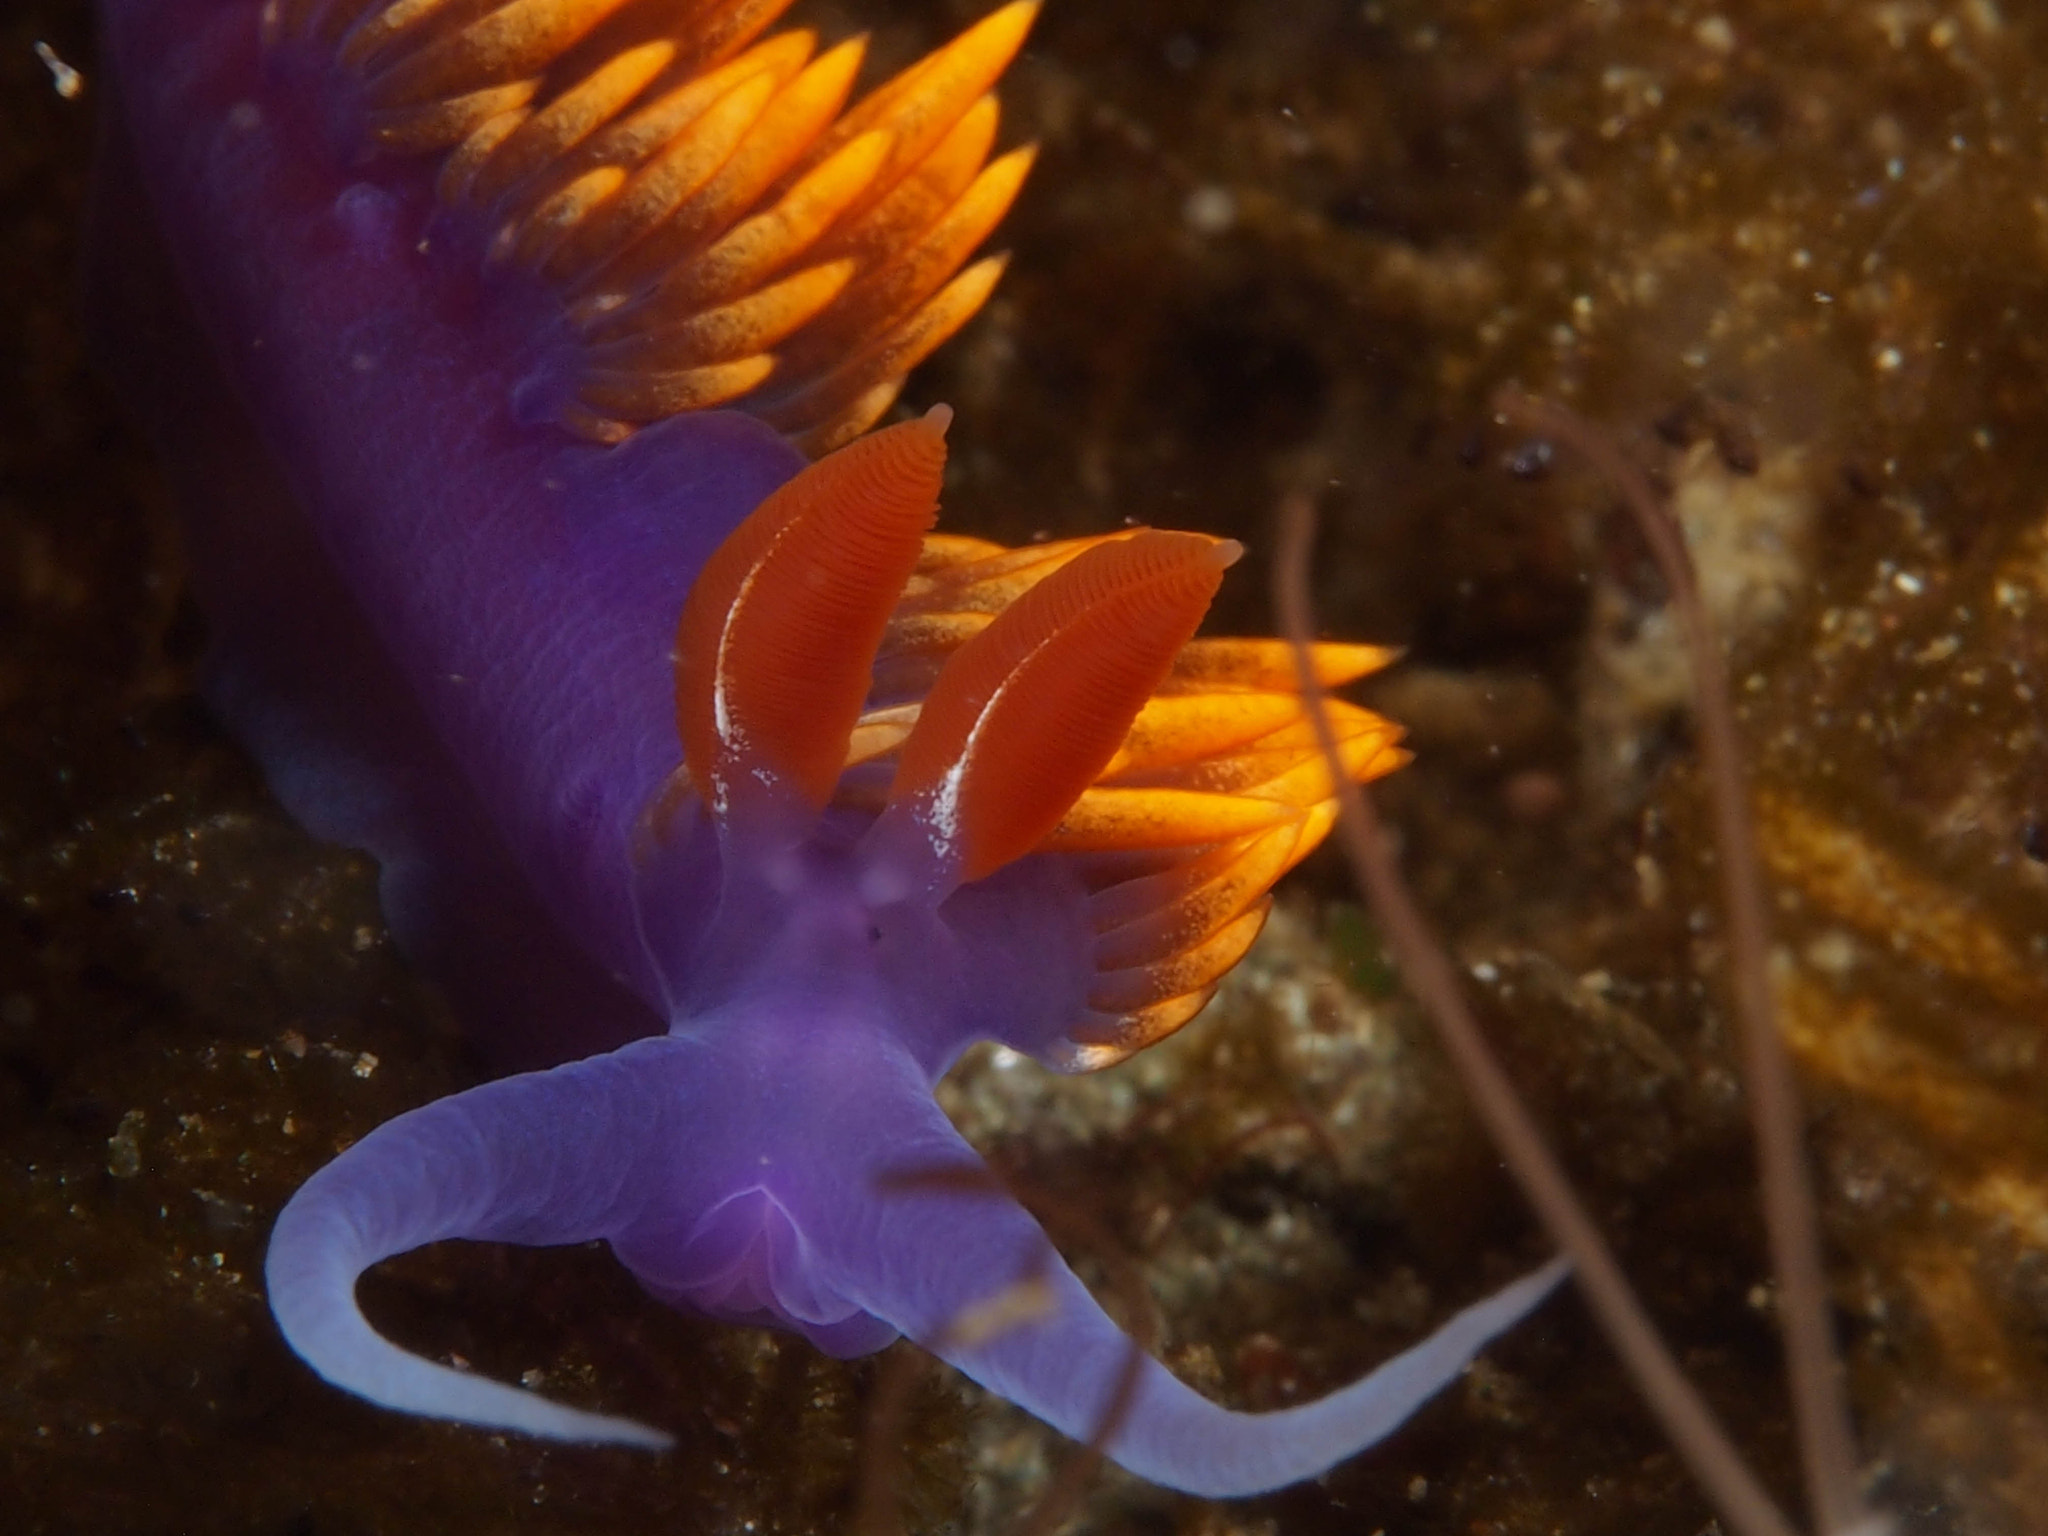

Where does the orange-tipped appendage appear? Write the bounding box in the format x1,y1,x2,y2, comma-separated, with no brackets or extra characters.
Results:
675,407,950,815
887,530,1240,883
785,1,1037,213
1163,636,1397,692
362,0,641,112
281,0,1036,445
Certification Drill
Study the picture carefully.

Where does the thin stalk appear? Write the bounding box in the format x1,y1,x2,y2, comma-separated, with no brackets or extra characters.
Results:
1274,494,1802,1536
1492,390,1877,1536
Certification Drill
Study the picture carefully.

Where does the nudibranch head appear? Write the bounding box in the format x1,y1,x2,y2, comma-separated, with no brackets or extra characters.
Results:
261,0,1040,449
668,409,1407,1070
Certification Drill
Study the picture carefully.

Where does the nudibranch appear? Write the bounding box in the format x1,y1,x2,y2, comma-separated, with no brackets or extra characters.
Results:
93,0,1565,1498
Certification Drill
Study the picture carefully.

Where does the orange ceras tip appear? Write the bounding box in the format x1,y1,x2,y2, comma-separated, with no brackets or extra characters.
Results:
278,0,1038,449
673,406,950,817
883,530,1242,885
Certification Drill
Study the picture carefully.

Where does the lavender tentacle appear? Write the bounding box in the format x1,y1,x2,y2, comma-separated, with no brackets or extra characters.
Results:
265,1036,703,1447
813,1091,1568,1498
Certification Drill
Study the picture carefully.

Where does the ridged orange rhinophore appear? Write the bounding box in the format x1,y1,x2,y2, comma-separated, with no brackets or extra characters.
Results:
674,408,948,813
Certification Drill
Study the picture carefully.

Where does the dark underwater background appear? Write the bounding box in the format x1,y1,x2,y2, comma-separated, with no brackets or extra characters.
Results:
5,1,2045,1531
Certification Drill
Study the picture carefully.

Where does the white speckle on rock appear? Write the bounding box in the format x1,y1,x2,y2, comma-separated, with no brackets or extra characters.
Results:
1182,185,1238,236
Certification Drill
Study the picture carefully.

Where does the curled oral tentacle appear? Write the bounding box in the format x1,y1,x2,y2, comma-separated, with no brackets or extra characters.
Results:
809,1087,1570,1498
265,1036,707,1447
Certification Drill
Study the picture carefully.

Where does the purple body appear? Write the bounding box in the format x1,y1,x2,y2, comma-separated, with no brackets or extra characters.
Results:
95,0,1562,1495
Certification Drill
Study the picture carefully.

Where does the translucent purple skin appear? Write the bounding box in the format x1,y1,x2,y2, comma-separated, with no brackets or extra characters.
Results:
96,0,1565,1495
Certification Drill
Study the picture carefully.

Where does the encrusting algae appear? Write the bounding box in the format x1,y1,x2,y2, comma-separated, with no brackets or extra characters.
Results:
6,0,2047,1533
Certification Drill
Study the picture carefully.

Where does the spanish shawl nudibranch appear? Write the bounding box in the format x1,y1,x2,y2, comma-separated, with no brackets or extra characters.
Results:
95,0,1566,1497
